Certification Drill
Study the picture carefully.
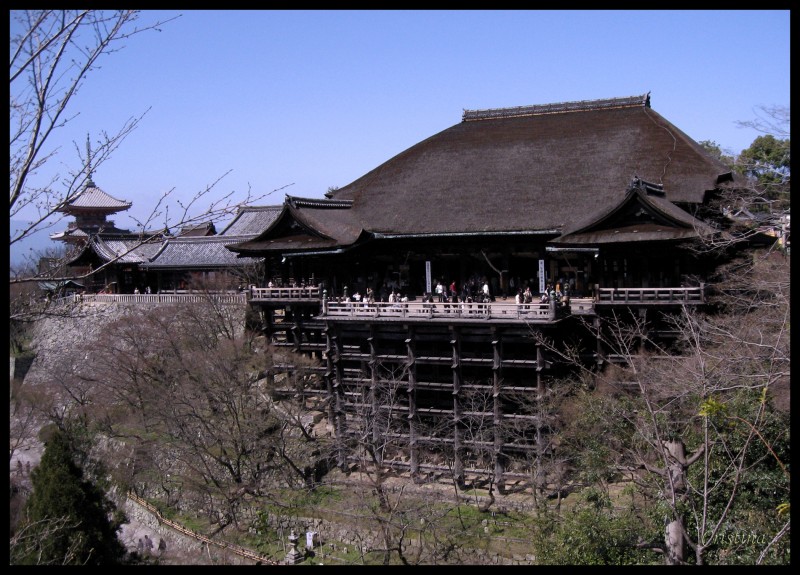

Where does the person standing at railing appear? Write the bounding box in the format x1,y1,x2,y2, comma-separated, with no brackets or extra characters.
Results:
134,287,140,295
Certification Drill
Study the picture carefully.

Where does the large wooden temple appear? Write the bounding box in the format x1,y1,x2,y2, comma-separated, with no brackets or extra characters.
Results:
50,94,769,488
224,94,745,486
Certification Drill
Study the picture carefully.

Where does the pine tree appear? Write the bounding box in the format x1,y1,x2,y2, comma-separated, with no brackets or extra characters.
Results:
10,429,127,565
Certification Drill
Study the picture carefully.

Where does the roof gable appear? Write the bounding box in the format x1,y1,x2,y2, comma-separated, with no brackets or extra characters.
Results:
228,196,362,255
553,178,716,245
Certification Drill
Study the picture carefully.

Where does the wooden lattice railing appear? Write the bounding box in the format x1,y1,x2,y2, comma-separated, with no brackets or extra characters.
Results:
126,491,278,565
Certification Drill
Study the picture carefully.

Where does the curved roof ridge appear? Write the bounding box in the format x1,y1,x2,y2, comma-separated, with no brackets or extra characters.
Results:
287,195,353,209
463,93,650,122
60,181,132,212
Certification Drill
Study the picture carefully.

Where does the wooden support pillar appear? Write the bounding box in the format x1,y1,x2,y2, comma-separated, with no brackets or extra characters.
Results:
405,326,419,481
594,316,604,368
367,326,381,465
311,326,323,361
638,307,648,352
322,324,337,459
491,331,505,493
264,307,276,342
534,340,546,490
291,314,302,353
328,325,347,471
450,327,464,486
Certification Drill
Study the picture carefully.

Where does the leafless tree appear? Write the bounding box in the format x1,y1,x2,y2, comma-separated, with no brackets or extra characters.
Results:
51,297,331,536
533,257,789,564
10,10,170,245
735,104,789,139
9,515,85,565
10,10,285,288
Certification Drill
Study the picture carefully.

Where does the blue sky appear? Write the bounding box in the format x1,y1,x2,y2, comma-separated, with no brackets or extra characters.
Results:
11,9,791,240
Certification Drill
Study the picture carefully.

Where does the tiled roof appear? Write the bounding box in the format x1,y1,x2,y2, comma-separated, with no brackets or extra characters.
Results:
91,237,163,264
60,181,132,212
219,206,282,236
141,236,262,269
177,221,216,236
50,228,89,240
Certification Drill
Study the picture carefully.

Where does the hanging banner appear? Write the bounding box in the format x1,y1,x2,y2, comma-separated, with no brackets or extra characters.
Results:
425,261,432,295
538,259,545,294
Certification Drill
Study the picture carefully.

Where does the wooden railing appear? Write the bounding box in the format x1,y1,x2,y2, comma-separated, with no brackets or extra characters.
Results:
126,491,278,565
596,286,704,304
49,292,248,306
46,285,705,314
249,286,322,301
322,300,559,322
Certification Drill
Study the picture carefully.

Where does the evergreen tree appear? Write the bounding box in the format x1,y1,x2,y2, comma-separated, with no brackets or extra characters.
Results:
736,134,790,209
10,429,127,565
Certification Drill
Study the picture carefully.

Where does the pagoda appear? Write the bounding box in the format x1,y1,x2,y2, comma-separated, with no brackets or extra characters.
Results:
50,175,133,245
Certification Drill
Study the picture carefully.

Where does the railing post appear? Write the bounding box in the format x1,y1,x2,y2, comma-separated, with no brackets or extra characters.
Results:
322,290,328,315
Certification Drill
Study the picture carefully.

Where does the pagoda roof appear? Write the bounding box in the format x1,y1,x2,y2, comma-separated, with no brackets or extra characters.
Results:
58,179,132,213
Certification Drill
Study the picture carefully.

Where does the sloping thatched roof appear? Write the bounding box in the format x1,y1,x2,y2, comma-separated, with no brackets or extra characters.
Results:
232,94,733,254
229,200,362,255
554,180,719,245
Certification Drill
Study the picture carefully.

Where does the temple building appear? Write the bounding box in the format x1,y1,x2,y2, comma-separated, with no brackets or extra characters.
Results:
228,94,748,486
50,175,134,246
51,180,274,293
44,94,773,488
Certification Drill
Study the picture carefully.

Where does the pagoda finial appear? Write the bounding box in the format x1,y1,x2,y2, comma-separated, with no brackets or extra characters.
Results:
85,134,95,187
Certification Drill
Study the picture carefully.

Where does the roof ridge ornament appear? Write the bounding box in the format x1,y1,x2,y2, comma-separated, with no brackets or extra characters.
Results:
628,175,664,196
462,93,651,122
85,133,95,188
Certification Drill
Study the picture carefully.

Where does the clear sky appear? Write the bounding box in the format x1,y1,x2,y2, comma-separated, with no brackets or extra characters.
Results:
11,9,791,233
